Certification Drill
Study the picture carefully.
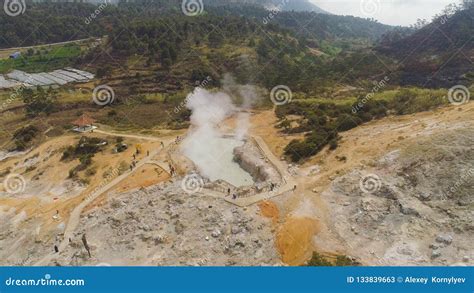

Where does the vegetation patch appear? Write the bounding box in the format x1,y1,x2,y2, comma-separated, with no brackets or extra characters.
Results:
61,136,108,178
306,252,360,266
12,125,39,151
0,44,81,73
279,87,450,162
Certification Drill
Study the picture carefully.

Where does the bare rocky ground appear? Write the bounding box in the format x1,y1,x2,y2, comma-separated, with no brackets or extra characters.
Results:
234,139,281,184
49,180,280,266
1,104,473,267
324,128,473,266
0,205,60,266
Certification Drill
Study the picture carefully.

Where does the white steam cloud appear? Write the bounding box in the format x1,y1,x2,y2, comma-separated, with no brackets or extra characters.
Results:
180,76,260,185
181,88,235,182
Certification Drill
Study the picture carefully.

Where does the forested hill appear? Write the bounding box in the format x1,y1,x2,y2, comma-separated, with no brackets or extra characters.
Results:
266,0,330,13
32,0,330,14
0,1,391,49
206,0,330,14
377,4,473,57
376,2,474,87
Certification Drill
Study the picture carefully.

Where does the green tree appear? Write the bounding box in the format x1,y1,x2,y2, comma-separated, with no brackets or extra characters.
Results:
208,31,224,48
22,87,57,117
96,65,112,78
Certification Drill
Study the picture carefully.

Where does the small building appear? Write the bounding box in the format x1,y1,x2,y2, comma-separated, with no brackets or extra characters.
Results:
72,114,97,133
9,52,21,59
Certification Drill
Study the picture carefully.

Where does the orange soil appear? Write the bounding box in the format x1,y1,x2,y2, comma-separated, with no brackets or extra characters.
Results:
0,132,164,238
270,102,474,265
276,217,319,266
249,110,303,158
114,164,170,193
258,200,279,224
221,109,302,158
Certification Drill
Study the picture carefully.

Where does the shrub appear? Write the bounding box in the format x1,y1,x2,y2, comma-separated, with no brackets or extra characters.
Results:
61,146,75,161
62,137,107,179
75,137,106,155
284,140,315,162
78,154,93,168
307,252,333,266
85,167,97,177
336,114,362,131
13,125,39,151
68,169,77,178
284,127,338,162
22,87,57,117
335,255,359,266
307,252,359,266
118,161,129,175
25,166,37,173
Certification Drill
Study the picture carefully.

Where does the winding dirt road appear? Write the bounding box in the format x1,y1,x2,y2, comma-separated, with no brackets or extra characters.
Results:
33,130,174,266
33,130,292,265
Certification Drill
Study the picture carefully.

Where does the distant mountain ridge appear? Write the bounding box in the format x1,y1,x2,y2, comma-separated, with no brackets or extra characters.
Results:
376,4,474,87
204,0,329,14
261,0,330,14
31,0,329,13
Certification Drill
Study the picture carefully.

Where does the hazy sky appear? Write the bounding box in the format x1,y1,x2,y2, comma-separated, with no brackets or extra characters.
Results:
311,0,461,26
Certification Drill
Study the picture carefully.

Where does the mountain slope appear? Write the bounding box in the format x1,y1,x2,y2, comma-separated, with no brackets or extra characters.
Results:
378,7,473,58
264,0,330,14
376,5,474,87
206,0,329,13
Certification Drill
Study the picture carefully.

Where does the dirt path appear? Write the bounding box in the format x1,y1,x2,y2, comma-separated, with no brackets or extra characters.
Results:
21,103,474,266
93,129,163,142
33,131,175,266
269,102,474,265
192,134,295,207
232,135,295,206
0,38,97,58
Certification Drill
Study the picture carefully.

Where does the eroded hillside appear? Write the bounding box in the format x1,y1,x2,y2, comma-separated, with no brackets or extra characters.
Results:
1,102,471,266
